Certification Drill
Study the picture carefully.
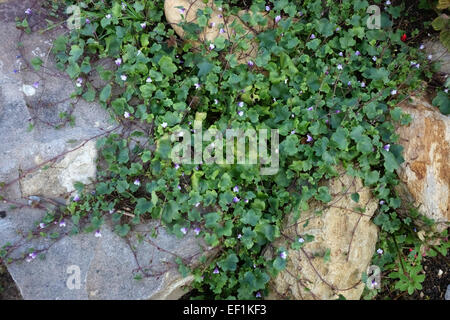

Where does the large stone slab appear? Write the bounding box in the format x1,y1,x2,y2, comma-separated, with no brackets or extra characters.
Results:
0,205,208,300
268,172,379,300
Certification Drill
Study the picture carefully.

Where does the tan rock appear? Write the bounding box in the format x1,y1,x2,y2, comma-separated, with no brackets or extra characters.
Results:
396,96,449,229
19,140,98,198
164,0,273,64
268,172,379,300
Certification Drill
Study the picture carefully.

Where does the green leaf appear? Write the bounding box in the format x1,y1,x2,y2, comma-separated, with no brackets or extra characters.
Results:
31,57,43,71
351,193,360,203
218,253,239,272
99,84,112,102
162,201,180,223
115,224,130,237
158,56,177,77
315,186,332,203
241,209,261,226
135,198,153,215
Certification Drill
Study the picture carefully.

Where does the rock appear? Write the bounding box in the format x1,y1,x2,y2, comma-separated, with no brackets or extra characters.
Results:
445,284,450,300
164,0,273,64
19,140,98,198
424,40,450,74
0,205,210,300
396,97,449,229
268,172,379,300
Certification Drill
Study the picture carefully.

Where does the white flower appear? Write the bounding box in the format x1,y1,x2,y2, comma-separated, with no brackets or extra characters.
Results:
161,122,168,128
298,237,305,243
337,64,343,70
120,74,127,81
209,43,215,50
377,248,383,255
95,230,102,238
124,111,130,118
238,110,244,117
146,77,152,83
59,221,66,227
391,89,397,95
133,179,141,186
419,44,425,50
180,227,187,235
39,223,45,229
280,251,287,259
106,14,112,19
428,55,433,60
140,22,146,29
385,0,391,5
115,58,122,66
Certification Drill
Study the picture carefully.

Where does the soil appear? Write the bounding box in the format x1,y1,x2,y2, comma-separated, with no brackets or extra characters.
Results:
0,263,22,300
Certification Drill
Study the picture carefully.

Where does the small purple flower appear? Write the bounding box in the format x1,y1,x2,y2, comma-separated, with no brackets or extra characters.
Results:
179,8,185,14
306,134,313,142
427,55,433,60
59,220,66,228
213,267,220,274
106,14,112,19
73,194,80,202
361,82,366,88
32,81,39,89
237,234,242,239
347,81,352,86
336,27,340,31
209,43,215,50
180,227,187,235
25,8,32,15
298,237,305,243
238,101,244,108
233,186,239,192
13,69,18,74
383,144,390,151
219,28,225,34
265,5,271,12
280,251,287,260
134,179,141,186
335,110,341,114
177,185,182,190
120,74,127,81
115,58,122,66
140,22,146,29
238,110,244,117
39,223,45,229
146,77,152,83
379,200,385,205
233,197,240,203
291,130,296,135
419,44,425,50
194,83,201,90
85,18,91,24
355,50,361,56
95,230,102,238
372,56,377,62
210,22,216,27
391,89,397,95
310,34,316,39
26,252,37,262
174,163,180,170
247,60,254,67
377,248,383,255
339,52,343,57
307,106,313,111
194,227,201,235
275,15,281,23
256,292,262,298
124,111,130,118
337,64,343,70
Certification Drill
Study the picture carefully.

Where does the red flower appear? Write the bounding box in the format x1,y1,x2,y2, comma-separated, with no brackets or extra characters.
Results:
401,33,407,42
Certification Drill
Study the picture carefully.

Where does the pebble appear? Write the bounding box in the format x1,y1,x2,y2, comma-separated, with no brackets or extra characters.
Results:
445,285,450,300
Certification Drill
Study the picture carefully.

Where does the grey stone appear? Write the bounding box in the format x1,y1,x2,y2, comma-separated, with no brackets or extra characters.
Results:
445,284,450,300
424,40,450,75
